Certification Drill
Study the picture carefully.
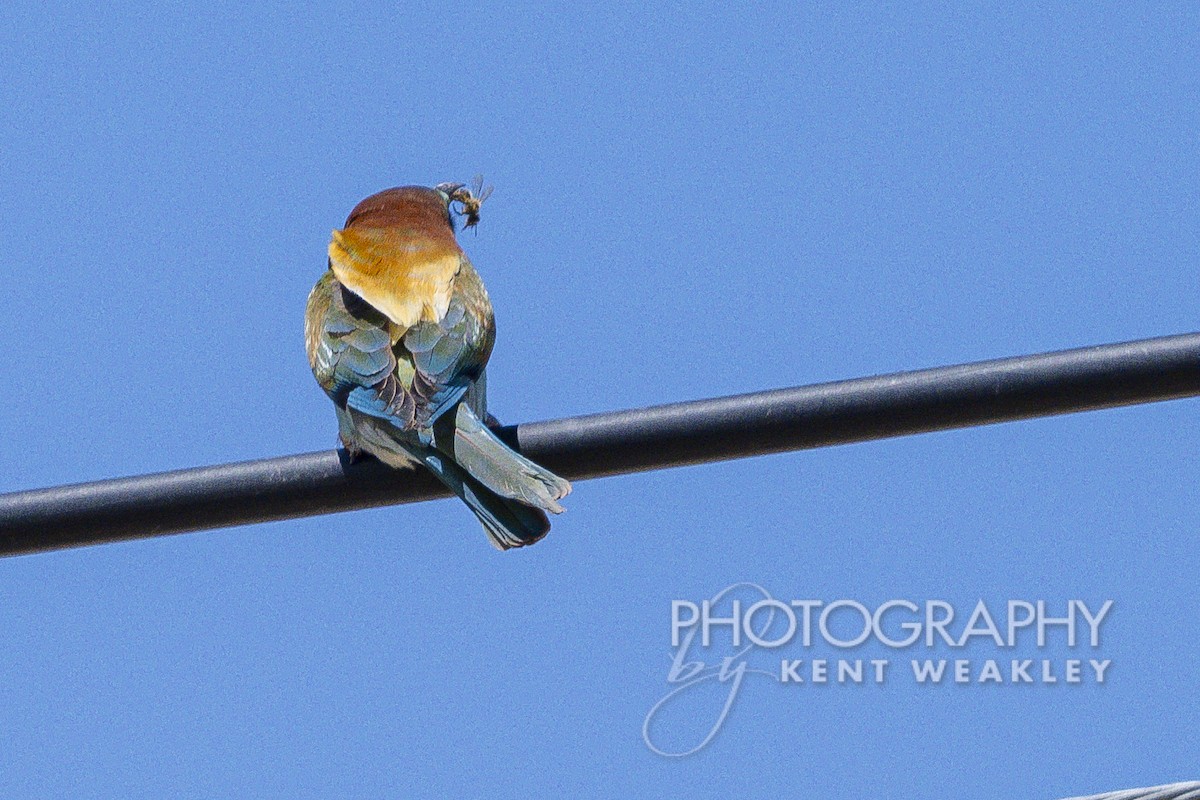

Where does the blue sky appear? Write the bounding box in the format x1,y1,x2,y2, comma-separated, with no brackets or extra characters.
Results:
1,3,1197,797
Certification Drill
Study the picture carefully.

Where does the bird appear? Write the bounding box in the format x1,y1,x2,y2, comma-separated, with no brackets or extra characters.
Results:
304,183,571,549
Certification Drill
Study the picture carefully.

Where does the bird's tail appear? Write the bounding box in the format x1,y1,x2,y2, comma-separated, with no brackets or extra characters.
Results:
437,403,572,514
346,391,567,549
346,398,551,549
416,447,551,550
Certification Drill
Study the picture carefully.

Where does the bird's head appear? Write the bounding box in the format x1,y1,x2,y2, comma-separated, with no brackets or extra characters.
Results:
329,185,472,327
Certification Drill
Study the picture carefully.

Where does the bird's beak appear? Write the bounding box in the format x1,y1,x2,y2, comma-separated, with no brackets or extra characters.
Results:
435,182,466,199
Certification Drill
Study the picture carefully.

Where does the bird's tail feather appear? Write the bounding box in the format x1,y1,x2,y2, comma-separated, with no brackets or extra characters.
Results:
439,404,572,514
418,448,551,550
348,406,550,549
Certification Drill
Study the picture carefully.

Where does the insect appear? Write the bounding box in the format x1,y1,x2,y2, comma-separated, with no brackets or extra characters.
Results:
451,174,494,230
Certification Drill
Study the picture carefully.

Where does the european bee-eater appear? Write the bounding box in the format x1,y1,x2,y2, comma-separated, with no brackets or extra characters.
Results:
305,183,571,549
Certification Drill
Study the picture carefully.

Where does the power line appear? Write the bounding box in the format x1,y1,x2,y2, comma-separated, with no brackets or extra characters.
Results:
1060,782,1200,800
2,332,1199,557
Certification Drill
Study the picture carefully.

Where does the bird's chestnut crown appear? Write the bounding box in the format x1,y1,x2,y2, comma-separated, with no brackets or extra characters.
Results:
341,186,445,230
340,182,488,236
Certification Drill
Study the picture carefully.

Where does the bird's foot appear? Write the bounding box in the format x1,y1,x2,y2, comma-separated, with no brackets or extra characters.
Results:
339,435,364,463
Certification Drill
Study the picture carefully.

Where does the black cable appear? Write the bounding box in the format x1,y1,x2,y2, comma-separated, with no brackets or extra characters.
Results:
2,332,1198,557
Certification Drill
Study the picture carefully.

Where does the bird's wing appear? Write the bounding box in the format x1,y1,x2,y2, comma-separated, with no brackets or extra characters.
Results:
305,270,399,408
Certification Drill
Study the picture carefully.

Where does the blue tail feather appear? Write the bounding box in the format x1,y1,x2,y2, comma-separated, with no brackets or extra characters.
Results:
419,449,551,549
438,404,572,513
345,395,551,549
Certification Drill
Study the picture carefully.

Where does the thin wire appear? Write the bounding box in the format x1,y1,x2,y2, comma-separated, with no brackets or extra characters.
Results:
1059,781,1200,800
2,331,1199,557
